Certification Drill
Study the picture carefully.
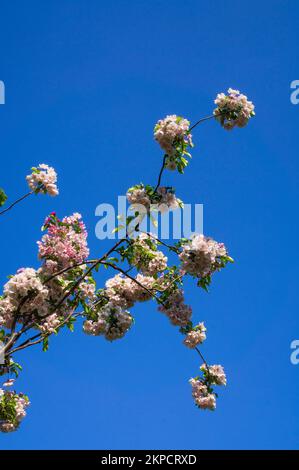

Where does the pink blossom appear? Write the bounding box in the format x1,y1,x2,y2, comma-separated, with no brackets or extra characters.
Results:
200,364,227,386
105,273,156,308
38,213,89,268
154,115,192,156
0,390,30,433
130,233,168,275
179,234,228,279
183,322,207,348
26,164,58,196
83,303,133,341
214,88,255,130
189,378,216,410
159,290,192,326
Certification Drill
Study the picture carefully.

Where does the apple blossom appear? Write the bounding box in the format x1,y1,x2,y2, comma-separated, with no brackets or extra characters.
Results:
83,303,133,341
200,363,227,386
183,322,207,348
0,389,30,432
129,233,168,275
38,212,89,268
189,378,216,411
154,115,193,173
214,88,255,130
179,234,231,284
126,184,182,215
26,164,59,196
0,90,255,431
158,289,192,326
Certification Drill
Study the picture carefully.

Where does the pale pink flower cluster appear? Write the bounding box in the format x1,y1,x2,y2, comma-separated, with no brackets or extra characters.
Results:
154,115,192,156
179,234,227,278
146,251,168,274
26,164,58,196
156,187,181,212
0,267,64,333
38,262,74,332
0,268,50,328
189,379,216,410
0,260,85,333
214,88,255,130
183,322,207,348
159,290,192,326
0,389,30,433
83,303,133,341
131,233,168,275
126,186,181,214
79,280,96,300
38,213,89,268
38,313,61,334
126,188,151,211
0,212,94,334
105,274,155,309
200,364,227,386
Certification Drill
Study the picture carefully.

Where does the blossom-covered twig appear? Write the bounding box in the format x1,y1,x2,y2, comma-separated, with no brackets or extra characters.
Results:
0,89,255,431
0,164,59,219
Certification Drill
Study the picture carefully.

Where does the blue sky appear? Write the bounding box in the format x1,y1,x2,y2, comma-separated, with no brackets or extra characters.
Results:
0,0,298,450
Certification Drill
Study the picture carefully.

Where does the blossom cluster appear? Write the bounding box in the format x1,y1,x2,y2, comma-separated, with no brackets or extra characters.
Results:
154,115,193,172
183,322,207,348
158,289,192,326
200,364,227,386
26,164,59,196
0,213,92,334
38,212,89,268
0,388,30,433
129,233,168,275
190,364,226,410
83,303,133,341
105,273,156,309
126,186,151,210
179,234,230,281
156,187,181,212
0,267,50,328
214,88,255,130
0,265,71,333
189,379,216,410
126,184,182,214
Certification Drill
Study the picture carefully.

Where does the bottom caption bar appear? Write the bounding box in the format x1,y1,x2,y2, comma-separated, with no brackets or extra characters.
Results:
0,450,298,464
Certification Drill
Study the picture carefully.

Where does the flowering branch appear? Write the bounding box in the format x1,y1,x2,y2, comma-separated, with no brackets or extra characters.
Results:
0,88,255,431
0,164,59,219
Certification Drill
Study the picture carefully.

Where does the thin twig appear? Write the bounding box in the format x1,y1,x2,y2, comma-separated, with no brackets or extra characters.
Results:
0,191,34,216
153,155,167,193
189,114,216,131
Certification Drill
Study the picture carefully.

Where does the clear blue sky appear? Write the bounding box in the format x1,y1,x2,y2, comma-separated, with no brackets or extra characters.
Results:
0,0,298,450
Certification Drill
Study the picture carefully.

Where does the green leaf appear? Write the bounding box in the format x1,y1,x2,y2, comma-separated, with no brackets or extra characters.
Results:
42,337,49,352
0,188,7,207
108,257,119,263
